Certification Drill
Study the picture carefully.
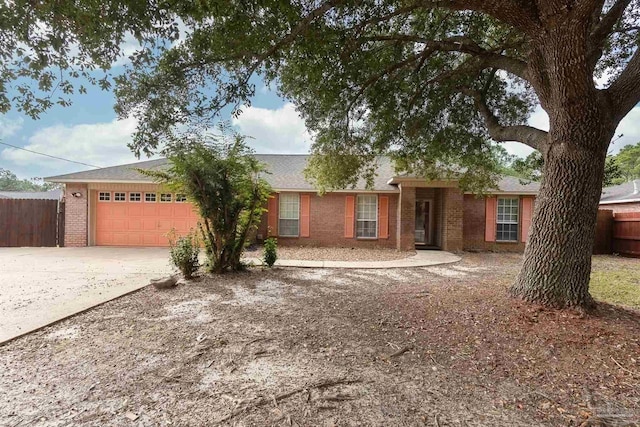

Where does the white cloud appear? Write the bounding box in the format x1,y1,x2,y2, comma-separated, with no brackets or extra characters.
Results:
232,103,312,153
0,117,155,177
0,116,24,139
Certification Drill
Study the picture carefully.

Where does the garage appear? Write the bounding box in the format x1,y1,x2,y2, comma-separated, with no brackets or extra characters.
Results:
94,190,199,246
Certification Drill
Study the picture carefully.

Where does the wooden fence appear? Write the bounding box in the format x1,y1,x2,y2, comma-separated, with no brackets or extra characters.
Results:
0,199,64,247
593,209,614,254
612,211,640,257
595,209,640,257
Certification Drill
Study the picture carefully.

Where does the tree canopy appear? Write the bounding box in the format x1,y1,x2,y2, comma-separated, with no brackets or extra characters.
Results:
615,141,640,181
0,168,57,191
2,1,638,191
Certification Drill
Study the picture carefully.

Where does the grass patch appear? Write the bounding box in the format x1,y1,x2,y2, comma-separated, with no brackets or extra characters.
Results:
590,269,640,309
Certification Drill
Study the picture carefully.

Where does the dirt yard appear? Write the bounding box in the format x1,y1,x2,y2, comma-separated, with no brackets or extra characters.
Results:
0,254,638,426
244,245,414,261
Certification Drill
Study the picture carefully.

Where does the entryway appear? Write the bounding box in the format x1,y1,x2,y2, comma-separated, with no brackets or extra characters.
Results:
415,199,434,246
414,187,445,249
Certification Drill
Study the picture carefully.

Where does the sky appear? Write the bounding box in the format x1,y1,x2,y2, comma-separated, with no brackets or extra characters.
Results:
0,62,639,180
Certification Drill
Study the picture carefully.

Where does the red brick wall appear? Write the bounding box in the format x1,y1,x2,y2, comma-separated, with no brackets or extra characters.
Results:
64,184,88,247
396,186,416,251
599,202,640,213
442,188,464,251
463,194,526,252
257,192,399,249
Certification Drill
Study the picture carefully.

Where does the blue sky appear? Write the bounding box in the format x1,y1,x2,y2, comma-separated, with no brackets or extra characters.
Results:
1,63,639,180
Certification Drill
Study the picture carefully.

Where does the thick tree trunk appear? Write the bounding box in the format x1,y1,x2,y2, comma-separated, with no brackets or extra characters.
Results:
510,140,609,308
509,18,621,309
511,134,620,308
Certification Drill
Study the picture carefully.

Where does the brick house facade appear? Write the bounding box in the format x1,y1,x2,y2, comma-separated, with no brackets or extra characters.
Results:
47,155,541,252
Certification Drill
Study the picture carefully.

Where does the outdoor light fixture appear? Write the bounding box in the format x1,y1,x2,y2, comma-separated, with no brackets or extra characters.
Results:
71,192,82,198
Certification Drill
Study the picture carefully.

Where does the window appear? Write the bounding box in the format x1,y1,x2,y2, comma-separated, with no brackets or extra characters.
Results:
98,192,110,201
145,193,157,202
497,197,519,242
278,193,299,237
114,192,126,202
356,194,378,238
160,193,172,202
129,192,141,202
175,194,187,202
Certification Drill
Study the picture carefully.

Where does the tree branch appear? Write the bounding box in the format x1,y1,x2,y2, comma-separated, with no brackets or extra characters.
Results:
607,48,640,122
461,87,547,149
590,0,633,46
357,35,529,79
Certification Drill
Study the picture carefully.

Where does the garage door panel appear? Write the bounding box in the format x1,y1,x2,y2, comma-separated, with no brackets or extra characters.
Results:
127,233,145,246
128,218,143,231
111,233,129,246
142,233,159,246
174,204,192,217
172,219,189,232
157,205,173,216
96,195,200,247
128,205,144,216
157,219,172,230
143,205,158,216
142,218,157,231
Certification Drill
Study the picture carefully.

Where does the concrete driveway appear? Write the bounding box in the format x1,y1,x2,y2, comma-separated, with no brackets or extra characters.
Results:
0,247,171,344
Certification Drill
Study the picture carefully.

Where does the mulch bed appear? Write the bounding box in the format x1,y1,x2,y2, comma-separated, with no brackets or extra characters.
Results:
0,253,638,426
244,245,415,262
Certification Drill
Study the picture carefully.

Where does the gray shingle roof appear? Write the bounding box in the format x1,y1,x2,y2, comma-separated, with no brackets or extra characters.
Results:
45,155,398,191
600,180,640,203
0,189,63,200
45,155,539,194
495,176,540,193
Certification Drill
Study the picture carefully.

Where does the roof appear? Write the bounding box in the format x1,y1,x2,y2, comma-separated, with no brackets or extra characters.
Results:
494,176,540,194
45,155,539,194
600,180,640,204
0,189,63,200
44,155,398,191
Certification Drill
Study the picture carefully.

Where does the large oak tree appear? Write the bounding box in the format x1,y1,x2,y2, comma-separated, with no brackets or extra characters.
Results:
1,1,639,309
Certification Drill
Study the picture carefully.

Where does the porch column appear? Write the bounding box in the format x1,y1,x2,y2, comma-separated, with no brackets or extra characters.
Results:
396,184,416,251
441,187,463,251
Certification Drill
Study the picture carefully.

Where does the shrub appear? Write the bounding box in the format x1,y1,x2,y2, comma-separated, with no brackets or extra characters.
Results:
263,237,278,268
168,229,200,279
143,129,271,273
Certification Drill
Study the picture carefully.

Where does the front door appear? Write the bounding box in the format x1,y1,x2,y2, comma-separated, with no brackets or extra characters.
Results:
415,200,432,245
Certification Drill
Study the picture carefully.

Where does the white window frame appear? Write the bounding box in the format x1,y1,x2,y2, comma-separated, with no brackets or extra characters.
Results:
356,194,378,239
114,192,126,202
175,194,187,203
145,193,157,203
160,193,173,203
98,192,111,202
129,192,141,202
278,193,300,237
496,197,519,242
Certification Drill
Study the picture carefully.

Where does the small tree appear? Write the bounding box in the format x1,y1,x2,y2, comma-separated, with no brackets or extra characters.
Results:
146,133,271,274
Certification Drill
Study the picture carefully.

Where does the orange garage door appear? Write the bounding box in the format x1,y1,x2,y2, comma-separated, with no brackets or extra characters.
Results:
95,191,200,246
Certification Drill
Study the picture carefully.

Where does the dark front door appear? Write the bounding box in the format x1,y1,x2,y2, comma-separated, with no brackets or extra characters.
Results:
415,200,432,245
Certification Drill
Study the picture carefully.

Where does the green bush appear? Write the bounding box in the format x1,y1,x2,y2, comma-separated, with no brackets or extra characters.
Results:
168,229,200,279
263,237,278,268
142,130,271,274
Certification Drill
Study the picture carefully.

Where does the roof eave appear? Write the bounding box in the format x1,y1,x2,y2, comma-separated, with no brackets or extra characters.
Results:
46,178,154,184
599,198,640,205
